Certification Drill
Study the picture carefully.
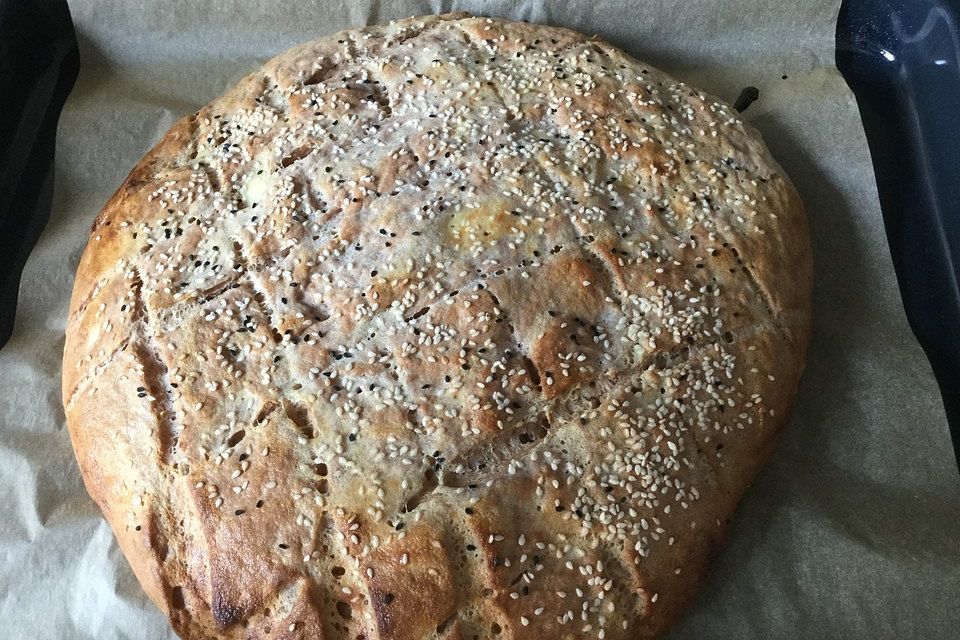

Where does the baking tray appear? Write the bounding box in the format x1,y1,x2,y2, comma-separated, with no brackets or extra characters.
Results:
0,0,79,348
837,0,960,466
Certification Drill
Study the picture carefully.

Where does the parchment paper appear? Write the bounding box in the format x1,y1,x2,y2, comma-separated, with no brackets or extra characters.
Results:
2,1,958,638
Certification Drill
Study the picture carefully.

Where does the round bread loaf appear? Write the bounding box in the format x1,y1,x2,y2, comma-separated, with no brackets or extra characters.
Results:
63,13,811,640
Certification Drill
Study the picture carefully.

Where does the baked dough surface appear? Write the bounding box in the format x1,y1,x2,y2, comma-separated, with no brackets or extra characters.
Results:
63,13,811,640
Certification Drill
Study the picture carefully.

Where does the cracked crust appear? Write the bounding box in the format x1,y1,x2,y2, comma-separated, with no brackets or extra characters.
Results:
62,13,812,640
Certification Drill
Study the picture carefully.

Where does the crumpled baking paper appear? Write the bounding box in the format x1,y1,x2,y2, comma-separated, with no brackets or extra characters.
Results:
1,1,957,638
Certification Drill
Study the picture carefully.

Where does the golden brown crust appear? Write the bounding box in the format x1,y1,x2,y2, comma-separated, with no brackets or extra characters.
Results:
62,13,812,640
